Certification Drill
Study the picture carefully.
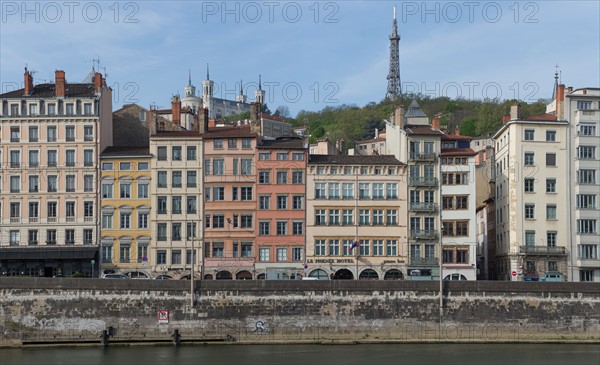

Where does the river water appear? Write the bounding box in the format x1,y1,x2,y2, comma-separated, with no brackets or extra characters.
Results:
2,344,599,365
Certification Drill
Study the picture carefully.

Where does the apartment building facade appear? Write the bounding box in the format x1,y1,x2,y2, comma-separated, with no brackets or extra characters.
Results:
202,127,258,280
255,136,307,279
493,105,569,281
99,147,152,278
305,155,407,280
150,131,203,280
0,68,112,277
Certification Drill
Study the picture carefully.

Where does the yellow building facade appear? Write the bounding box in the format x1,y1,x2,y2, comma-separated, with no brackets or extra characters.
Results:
99,147,153,278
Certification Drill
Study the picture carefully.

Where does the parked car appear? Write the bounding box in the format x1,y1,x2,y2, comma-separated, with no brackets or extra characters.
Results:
540,272,565,282
101,273,129,279
154,275,171,280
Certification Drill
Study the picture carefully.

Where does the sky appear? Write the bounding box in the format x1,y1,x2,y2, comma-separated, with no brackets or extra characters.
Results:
1,1,599,117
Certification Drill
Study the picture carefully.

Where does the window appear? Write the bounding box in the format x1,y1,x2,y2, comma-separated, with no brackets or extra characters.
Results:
259,247,270,262
213,215,225,228
277,195,287,210
546,153,556,166
240,214,252,228
214,139,223,149
241,242,252,257
156,224,167,241
577,219,597,234
213,187,225,201
10,126,20,142
342,209,354,225
315,210,326,225
386,183,398,199
186,146,196,160
546,205,557,220
138,212,148,229
359,240,370,256
171,196,182,214
186,196,196,214
241,187,252,201
241,159,252,175
578,146,596,160
157,196,167,214
227,138,237,149
48,175,58,192
579,245,598,259
373,240,384,256
172,171,182,187
47,104,56,116
525,231,535,247
328,209,340,225
292,152,304,160
292,221,303,235
172,250,182,264
65,126,75,141
315,183,326,199
577,194,596,209
372,183,384,199
276,247,287,261
172,146,182,161
277,171,287,184
120,212,131,229
84,126,93,141
578,170,596,184
276,221,288,235
258,152,270,160
47,230,57,245
170,223,182,241
137,181,149,198
329,239,340,256
156,249,167,264
386,240,397,256
157,171,167,188
65,175,75,192
315,240,326,256
157,146,167,161
580,270,594,282
187,171,197,187
101,162,113,170
65,150,75,166
28,175,39,192
292,195,303,210
120,182,131,198
546,179,556,193
29,126,38,142
547,232,557,247
259,221,270,235
292,247,303,261
525,204,535,219
83,175,94,192
28,202,39,220
524,152,534,166
524,129,534,140
232,158,239,176
65,104,74,116
359,183,370,199
213,159,224,175
524,178,535,193
118,162,130,170
292,170,304,184
138,162,149,170
359,209,370,225
577,101,592,110
386,210,397,225
328,183,340,199
10,150,20,167
276,152,288,160
579,124,596,136
546,130,556,142
84,201,94,218
259,170,270,184
342,183,354,199
456,196,468,209
259,195,270,210
372,209,384,225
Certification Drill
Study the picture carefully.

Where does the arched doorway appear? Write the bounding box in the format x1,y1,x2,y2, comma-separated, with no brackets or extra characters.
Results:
236,271,253,280
384,269,404,280
203,274,213,280
308,269,329,280
256,273,266,280
332,269,354,280
444,274,468,281
359,269,379,280
216,271,232,280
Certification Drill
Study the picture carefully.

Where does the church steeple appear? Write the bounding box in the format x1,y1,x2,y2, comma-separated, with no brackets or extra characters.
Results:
386,6,401,100
255,74,265,105
237,80,247,104
206,63,210,80
184,69,196,97
551,65,560,100
188,69,192,86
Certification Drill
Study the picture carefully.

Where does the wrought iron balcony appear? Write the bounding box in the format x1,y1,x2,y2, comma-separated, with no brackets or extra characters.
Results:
409,177,437,187
409,202,437,212
409,257,439,266
519,246,566,255
410,153,437,162
409,230,438,240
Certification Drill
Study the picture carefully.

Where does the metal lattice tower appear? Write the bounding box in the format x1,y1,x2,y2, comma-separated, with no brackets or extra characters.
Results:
386,6,401,100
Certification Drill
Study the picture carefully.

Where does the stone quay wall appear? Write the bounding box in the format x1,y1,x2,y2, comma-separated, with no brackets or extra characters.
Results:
1,278,599,346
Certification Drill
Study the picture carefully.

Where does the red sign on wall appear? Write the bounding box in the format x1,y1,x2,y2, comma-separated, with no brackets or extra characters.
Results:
158,309,169,324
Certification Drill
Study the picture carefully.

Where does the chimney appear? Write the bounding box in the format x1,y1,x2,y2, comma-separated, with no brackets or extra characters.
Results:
394,105,405,127
510,103,521,120
171,95,181,125
199,108,209,133
55,70,65,98
556,84,565,120
24,67,33,96
374,128,379,139
431,117,440,130
93,72,103,94
567,86,573,92
454,126,460,136
502,114,510,124
148,107,157,137
250,102,261,135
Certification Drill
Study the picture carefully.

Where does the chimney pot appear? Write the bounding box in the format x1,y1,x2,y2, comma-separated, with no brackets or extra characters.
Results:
171,95,181,125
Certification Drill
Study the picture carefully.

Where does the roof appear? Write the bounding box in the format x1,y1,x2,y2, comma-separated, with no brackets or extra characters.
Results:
356,137,386,144
150,130,202,138
404,125,445,136
262,114,288,123
309,155,404,166
257,136,306,149
524,114,558,121
101,146,151,157
0,82,97,98
405,100,427,118
442,134,472,141
203,126,258,139
441,148,478,156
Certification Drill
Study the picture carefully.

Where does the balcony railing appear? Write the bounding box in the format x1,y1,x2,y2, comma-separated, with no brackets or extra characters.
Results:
84,217,95,223
519,246,566,255
410,202,437,212
47,217,57,223
409,230,438,240
410,153,437,161
409,257,439,266
409,177,437,187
